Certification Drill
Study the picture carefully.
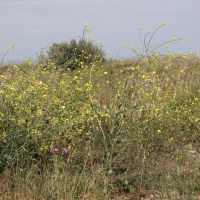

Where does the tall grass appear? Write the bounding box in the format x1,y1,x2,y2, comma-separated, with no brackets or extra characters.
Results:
1,23,200,199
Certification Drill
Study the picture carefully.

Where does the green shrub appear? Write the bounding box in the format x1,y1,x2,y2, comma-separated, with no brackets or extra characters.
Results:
48,38,106,70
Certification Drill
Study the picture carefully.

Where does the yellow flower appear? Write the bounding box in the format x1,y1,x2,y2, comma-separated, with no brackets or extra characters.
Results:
8,45,14,51
140,27,143,30
190,52,193,55
158,130,161,133
85,23,88,27
178,51,181,55
195,118,200,122
180,36,183,39
104,72,108,75
173,37,175,40
181,70,184,73
123,43,126,47
148,30,151,33
165,45,168,48
168,50,170,52
106,51,110,54
163,22,166,25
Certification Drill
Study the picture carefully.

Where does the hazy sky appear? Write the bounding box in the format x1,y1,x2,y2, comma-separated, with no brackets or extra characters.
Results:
1,0,200,64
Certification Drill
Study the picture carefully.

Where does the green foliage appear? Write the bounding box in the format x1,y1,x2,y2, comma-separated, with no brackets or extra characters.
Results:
48,38,106,70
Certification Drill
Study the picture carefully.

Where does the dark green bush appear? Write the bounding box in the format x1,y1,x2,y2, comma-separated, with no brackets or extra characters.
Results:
48,38,106,70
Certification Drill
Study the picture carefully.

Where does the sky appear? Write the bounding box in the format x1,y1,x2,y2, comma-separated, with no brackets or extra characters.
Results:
1,0,200,64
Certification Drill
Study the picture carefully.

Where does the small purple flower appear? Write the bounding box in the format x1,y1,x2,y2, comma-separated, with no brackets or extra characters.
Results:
136,144,140,147
53,149,59,154
117,127,119,129
122,78,125,81
32,158,37,162
112,138,115,141
94,126,98,130
19,168,23,172
145,103,147,106
43,107,47,111
37,168,41,171
134,99,138,104
75,107,78,111
48,159,54,162
62,148,68,153
97,165,101,167
133,79,136,82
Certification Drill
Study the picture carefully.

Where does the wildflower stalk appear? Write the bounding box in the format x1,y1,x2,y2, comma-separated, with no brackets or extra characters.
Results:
132,22,184,59
1,45,14,67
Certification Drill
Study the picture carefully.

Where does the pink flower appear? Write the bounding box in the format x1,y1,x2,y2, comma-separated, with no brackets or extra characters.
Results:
43,107,47,111
19,169,23,172
62,148,68,153
53,149,59,154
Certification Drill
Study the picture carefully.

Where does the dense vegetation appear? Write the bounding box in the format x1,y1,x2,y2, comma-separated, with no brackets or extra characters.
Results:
1,23,200,199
